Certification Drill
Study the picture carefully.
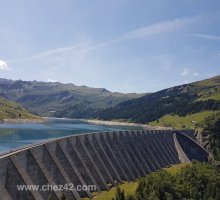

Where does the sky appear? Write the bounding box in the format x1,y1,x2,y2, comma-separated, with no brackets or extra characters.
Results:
0,0,220,93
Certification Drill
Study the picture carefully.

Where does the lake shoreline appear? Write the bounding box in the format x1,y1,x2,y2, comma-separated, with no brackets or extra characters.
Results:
0,117,172,130
0,118,45,124
81,119,173,130
44,117,173,130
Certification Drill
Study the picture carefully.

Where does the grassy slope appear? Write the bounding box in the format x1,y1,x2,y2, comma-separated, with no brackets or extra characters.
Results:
193,75,220,101
196,93,220,101
149,110,218,129
0,97,40,121
150,75,220,128
164,162,190,175
83,182,138,200
83,163,188,200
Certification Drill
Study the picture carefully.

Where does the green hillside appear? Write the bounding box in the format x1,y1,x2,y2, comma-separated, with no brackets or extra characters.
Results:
1,76,219,127
196,112,220,161
84,163,189,200
111,162,220,200
193,75,220,101
0,97,39,121
96,75,220,127
149,111,218,129
0,78,144,118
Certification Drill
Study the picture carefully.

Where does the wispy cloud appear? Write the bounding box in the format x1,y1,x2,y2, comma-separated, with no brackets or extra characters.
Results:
188,33,220,41
180,68,199,77
0,59,10,70
8,16,199,65
180,68,189,76
8,44,88,63
29,44,88,60
118,17,198,42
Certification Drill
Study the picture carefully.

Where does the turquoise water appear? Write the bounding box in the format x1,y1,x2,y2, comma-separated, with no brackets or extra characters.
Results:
0,118,141,152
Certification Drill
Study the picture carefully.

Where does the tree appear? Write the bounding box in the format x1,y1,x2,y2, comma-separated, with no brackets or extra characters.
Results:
197,112,220,161
148,191,159,200
113,161,220,200
113,187,125,200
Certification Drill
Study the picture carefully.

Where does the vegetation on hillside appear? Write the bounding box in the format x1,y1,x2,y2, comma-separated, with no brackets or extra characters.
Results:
164,162,190,175
81,163,187,200
149,111,218,129
113,161,220,200
0,76,219,124
0,97,39,121
194,75,220,101
82,182,138,200
96,76,220,124
196,112,220,161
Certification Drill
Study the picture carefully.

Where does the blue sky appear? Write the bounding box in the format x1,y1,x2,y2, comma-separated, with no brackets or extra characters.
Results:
0,0,220,93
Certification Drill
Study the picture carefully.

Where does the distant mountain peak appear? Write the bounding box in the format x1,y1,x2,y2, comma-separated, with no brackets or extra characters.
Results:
0,78,144,118
99,88,110,93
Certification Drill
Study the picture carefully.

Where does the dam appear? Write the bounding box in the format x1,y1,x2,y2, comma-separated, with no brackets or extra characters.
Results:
0,130,208,200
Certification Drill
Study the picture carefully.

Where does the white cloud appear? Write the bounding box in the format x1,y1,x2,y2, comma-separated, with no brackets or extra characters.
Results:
0,59,10,70
180,68,189,76
47,78,57,82
188,33,220,41
184,80,189,84
119,17,198,41
180,68,199,77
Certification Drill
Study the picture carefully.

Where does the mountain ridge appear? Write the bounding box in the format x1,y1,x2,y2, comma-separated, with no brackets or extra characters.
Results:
0,78,144,118
95,75,220,127
1,75,219,128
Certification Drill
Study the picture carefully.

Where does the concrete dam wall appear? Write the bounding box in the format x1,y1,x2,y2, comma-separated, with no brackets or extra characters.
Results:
0,130,208,200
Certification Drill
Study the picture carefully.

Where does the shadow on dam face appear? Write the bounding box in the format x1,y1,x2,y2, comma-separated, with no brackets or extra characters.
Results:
174,131,209,162
0,130,208,200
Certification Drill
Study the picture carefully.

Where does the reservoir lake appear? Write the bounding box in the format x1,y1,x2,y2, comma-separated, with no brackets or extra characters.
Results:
0,118,142,153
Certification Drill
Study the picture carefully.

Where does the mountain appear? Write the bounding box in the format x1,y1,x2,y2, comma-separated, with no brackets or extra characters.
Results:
0,97,39,121
96,75,220,128
0,78,144,118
